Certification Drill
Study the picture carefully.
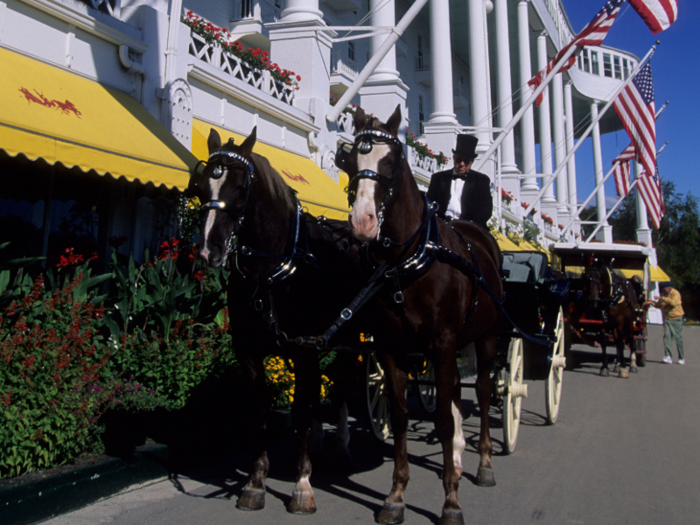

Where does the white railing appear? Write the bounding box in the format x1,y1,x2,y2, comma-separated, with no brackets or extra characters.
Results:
188,31,295,105
260,0,282,23
331,53,358,79
337,111,355,134
408,145,439,173
233,0,282,23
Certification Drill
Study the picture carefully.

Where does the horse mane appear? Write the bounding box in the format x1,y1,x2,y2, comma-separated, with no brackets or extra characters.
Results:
249,151,296,215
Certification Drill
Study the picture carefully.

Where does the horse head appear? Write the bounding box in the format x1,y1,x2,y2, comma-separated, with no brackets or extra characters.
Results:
346,104,416,243
584,263,614,310
187,127,258,267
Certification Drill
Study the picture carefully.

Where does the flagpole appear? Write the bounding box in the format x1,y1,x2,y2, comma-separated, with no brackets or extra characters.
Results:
583,141,669,241
522,44,657,219
472,44,579,173
560,102,667,239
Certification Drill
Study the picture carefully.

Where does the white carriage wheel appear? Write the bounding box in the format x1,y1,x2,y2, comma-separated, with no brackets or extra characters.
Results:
417,359,437,413
545,307,566,425
503,337,526,455
366,352,391,441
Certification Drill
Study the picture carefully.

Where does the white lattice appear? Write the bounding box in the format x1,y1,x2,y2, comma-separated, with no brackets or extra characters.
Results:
337,112,355,135
408,146,438,173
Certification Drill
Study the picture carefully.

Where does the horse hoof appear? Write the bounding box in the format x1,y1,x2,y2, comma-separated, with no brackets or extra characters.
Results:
619,369,630,379
236,488,265,511
613,364,620,373
599,368,610,377
476,467,496,487
630,366,639,374
288,490,317,515
376,503,405,524
438,509,466,525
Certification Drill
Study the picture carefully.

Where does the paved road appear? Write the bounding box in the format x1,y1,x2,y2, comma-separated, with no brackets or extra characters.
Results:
43,325,699,525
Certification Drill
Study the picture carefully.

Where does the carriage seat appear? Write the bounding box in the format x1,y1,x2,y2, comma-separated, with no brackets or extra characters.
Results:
502,252,548,284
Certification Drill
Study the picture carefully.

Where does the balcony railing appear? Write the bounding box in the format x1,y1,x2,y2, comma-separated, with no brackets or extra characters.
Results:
233,0,283,23
408,145,439,173
188,31,295,105
337,112,355,135
331,53,358,79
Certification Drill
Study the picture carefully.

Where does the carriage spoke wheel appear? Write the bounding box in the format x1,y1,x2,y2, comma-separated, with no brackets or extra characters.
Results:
502,337,526,455
416,359,437,413
545,307,566,425
366,352,391,441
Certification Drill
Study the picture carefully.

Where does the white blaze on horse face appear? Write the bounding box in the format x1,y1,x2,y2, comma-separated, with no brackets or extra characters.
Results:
452,401,465,477
200,171,228,264
349,143,391,242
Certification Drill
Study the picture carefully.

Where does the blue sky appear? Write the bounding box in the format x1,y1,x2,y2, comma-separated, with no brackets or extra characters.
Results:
560,0,699,206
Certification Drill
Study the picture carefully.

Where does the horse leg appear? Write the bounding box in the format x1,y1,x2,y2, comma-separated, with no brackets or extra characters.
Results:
433,348,468,525
288,354,320,514
599,341,610,377
334,399,352,469
376,353,410,525
236,353,270,511
474,334,497,487
617,337,629,379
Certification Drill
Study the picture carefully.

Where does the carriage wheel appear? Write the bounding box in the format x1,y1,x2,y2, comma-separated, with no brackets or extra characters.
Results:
635,326,647,367
416,359,437,413
502,337,526,455
366,352,391,441
545,307,566,425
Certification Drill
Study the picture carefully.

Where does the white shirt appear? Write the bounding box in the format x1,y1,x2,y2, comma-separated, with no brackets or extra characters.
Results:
446,171,465,219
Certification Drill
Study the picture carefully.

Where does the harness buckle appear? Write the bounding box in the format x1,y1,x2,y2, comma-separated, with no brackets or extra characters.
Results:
394,291,404,304
382,237,392,248
254,299,264,311
340,308,353,320
241,246,252,256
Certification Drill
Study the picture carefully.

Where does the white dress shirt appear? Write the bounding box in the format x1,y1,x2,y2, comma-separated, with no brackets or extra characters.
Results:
446,171,465,219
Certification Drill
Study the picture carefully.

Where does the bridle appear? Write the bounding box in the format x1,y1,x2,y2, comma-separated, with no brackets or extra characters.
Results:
345,129,405,231
197,149,256,257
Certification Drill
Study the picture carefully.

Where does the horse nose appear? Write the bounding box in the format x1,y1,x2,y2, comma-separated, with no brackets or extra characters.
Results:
199,244,223,268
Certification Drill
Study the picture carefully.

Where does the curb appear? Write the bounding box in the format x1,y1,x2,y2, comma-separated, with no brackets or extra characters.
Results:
0,444,169,525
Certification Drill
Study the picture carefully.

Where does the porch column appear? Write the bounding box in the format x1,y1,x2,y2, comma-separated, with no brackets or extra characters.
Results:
635,159,653,247
468,0,493,165
564,80,578,221
280,0,323,22
537,31,555,206
591,100,612,242
552,72,568,222
493,0,519,179
517,0,538,195
423,0,460,165
359,0,408,128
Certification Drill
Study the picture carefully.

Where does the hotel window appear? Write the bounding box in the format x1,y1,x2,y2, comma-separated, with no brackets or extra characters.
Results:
623,58,630,79
613,55,622,79
418,94,425,134
581,48,590,73
348,41,355,62
417,35,425,69
591,51,600,75
603,53,613,77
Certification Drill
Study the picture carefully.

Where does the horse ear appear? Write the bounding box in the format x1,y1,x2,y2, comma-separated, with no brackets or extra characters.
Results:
386,104,402,135
208,128,222,153
354,107,367,132
240,126,257,156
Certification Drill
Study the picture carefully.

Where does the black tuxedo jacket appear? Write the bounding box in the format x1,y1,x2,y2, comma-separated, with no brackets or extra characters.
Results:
426,169,493,228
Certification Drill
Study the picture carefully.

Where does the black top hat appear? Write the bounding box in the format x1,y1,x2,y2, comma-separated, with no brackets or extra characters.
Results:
453,134,479,159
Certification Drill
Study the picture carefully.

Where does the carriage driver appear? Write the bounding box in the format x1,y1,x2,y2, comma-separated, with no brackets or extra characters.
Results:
426,134,493,229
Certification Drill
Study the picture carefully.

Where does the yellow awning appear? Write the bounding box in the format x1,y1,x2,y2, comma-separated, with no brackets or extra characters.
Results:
494,232,521,251
192,120,351,220
615,269,644,279
0,48,197,189
650,264,670,282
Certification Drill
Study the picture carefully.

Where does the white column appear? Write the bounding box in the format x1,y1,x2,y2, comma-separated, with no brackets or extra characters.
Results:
280,0,323,22
635,159,653,247
468,0,493,159
518,0,538,194
493,0,519,177
564,81,577,221
537,31,555,205
359,0,408,127
590,100,612,243
552,72,568,220
428,0,457,126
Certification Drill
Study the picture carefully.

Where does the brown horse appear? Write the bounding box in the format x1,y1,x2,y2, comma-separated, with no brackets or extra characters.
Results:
582,263,640,378
345,105,503,525
188,127,365,515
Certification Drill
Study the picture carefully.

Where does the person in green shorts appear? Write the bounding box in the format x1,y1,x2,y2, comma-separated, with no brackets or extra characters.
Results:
647,282,685,364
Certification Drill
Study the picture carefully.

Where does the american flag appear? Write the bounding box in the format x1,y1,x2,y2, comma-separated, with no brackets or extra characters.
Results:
612,144,635,197
613,60,656,179
637,166,665,229
528,0,623,106
627,0,678,35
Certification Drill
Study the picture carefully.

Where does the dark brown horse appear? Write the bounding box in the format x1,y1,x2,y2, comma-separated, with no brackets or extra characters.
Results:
582,263,640,377
188,127,364,514
345,105,503,525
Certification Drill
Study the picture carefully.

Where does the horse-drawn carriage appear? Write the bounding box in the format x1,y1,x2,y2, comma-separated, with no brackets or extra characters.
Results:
364,248,569,454
550,243,650,375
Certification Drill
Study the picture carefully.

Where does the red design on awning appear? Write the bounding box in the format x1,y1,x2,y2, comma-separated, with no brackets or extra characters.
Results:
282,170,310,185
19,87,82,117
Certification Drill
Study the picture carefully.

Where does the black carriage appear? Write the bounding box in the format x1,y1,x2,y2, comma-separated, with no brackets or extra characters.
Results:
365,248,570,454
550,243,650,368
